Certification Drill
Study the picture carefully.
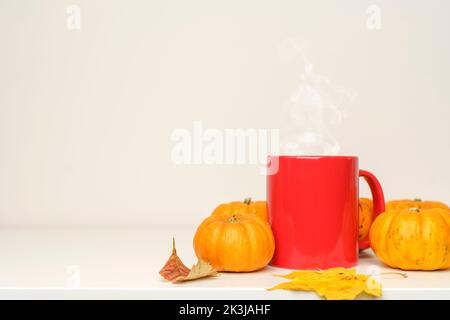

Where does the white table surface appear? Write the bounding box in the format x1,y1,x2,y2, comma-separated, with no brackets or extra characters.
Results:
0,224,449,300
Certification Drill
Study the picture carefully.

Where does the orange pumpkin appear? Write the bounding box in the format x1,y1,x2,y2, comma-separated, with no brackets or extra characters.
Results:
211,198,268,222
358,198,373,241
386,198,449,211
193,212,275,272
370,207,450,270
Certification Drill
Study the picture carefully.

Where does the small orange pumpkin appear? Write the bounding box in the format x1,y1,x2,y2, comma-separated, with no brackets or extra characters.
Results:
370,207,450,270
211,198,268,222
386,198,449,211
193,212,275,272
358,198,373,241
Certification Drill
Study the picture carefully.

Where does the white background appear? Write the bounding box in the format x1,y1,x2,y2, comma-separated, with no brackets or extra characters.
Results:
1,0,449,227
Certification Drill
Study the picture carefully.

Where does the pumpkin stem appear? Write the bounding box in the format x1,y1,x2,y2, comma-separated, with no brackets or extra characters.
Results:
409,207,421,213
172,237,177,253
243,197,252,205
413,198,422,202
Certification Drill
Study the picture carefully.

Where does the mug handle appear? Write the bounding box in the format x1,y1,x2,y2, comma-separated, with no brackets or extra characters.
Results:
358,169,385,250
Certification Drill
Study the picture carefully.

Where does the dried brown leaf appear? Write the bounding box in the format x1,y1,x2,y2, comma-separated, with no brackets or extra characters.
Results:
159,238,190,281
174,259,218,283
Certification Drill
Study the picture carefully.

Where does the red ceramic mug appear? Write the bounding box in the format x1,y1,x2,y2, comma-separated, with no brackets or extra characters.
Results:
267,155,385,269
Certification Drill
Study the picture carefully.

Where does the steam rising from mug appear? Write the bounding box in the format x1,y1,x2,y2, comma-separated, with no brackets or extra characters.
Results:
279,38,356,155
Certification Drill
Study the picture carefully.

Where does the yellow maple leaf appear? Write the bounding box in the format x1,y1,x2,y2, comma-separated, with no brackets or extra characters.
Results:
363,275,382,297
269,267,382,300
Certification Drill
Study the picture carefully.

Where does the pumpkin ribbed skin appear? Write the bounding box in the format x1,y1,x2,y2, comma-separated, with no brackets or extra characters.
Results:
211,198,268,222
193,213,275,272
386,199,449,211
370,208,450,270
358,198,373,240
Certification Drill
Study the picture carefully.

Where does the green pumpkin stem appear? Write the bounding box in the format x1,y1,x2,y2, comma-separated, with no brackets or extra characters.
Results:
413,198,422,202
409,207,421,213
243,197,252,205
